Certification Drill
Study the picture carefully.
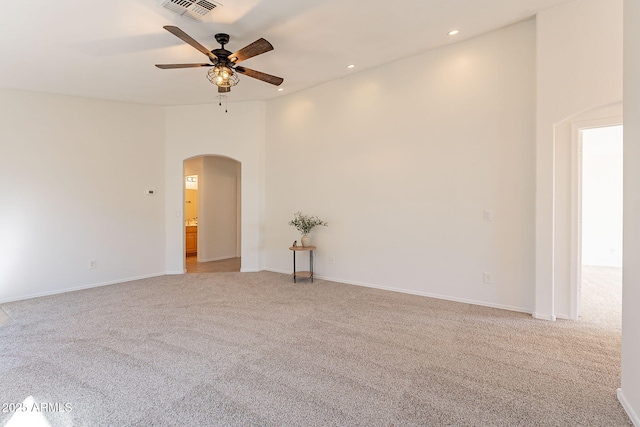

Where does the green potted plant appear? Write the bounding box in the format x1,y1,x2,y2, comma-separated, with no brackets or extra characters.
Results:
289,211,328,247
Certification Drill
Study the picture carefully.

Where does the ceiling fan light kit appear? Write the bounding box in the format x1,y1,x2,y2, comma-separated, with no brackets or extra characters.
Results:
206,65,239,88
155,25,284,111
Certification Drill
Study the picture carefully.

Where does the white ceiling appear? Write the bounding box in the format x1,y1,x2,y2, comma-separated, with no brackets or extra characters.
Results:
0,0,575,106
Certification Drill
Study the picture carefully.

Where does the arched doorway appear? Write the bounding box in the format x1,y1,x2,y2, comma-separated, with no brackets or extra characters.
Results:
184,155,241,273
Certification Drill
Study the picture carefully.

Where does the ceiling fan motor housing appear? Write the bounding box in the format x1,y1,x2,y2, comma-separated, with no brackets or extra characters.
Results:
215,33,230,47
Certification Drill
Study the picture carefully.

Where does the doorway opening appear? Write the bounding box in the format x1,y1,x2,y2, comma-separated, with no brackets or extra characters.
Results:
576,124,623,327
184,155,241,273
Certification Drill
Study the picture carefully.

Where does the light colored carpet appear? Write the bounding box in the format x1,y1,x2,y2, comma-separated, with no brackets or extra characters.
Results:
580,265,622,329
0,307,9,327
0,271,631,426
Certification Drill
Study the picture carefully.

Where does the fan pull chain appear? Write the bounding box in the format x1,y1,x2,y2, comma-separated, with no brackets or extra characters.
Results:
217,94,229,113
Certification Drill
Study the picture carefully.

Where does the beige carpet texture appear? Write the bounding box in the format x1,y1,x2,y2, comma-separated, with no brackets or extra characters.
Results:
0,268,631,426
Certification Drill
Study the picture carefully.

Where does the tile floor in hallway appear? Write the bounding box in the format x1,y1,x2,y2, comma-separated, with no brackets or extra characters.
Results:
185,255,241,273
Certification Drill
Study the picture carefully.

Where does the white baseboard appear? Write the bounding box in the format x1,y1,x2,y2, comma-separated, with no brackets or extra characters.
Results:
0,272,166,304
264,268,531,315
532,312,557,321
554,312,572,321
618,388,640,426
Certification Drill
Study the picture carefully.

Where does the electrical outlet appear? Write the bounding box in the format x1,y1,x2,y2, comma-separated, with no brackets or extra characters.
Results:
89,260,97,269
483,272,492,284
329,256,335,264
484,210,492,221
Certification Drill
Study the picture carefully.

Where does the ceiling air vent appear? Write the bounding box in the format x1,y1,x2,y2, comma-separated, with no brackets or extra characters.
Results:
159,0,221,21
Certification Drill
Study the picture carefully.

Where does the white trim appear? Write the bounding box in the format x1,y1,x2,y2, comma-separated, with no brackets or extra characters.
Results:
0,273,166,304
265,268,532,315
532,312,557,321
618,388,640,427
569,121,583,320
569,116,623,320
571,116,623,131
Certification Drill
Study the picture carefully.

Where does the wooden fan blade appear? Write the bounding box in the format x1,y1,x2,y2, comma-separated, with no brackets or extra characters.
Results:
229,38,274,64
163,25,216,60
155,63,212,69
218,86,231,93
235,66,283,86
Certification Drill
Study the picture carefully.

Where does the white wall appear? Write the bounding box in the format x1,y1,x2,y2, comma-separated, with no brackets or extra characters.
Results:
164,101,265,273
620,0,640,424
535,0,623,320
582,125,623,267
199,156,239,262
0,89,166,303
264,21,536,312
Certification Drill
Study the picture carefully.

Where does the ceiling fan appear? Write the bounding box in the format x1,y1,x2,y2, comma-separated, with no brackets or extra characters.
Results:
155,25,284,93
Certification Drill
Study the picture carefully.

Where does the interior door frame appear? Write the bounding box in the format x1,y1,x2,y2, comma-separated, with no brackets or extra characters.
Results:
569,116,623,320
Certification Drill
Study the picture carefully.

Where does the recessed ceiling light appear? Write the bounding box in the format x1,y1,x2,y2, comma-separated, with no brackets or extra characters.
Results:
347,64,355,69
277,88,284,92
448,29,460,36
